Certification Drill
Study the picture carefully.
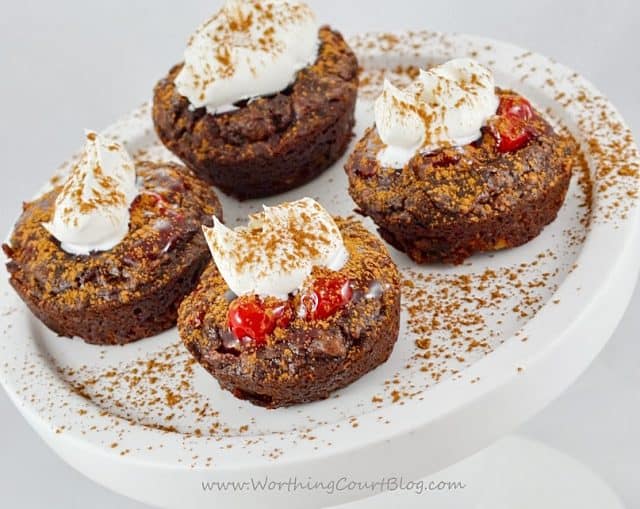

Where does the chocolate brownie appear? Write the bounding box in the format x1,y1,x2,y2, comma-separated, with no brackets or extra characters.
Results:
345,90,574,264
3,162,223,345
178,218,401,408
152,26,358,200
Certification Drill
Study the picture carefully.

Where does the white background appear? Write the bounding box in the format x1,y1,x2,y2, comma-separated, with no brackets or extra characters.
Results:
1,1,638,507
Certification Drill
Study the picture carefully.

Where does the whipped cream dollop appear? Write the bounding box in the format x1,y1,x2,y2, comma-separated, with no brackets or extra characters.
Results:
175,0,319,113
203,198,348,299
374,58,499,168
42,131,138,255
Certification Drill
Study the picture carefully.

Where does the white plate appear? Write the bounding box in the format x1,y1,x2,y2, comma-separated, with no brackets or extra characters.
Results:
1,31,639,509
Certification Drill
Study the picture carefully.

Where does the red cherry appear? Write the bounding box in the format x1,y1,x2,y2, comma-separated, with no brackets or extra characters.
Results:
266,300,293,330
302,276,353,321
228,297,273,345
227,296,292,345
497,95,535,121
140,191,186,221
489,116,534,153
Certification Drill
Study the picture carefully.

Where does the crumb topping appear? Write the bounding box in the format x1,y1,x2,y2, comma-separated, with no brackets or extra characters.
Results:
181,216,400,358
351,89,575,222
4,163,221,309
153,26,358,153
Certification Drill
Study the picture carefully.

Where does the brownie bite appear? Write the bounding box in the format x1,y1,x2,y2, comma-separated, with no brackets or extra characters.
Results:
4,161,223,345
152,0,358,200
345,60,574,264
178,200,400,408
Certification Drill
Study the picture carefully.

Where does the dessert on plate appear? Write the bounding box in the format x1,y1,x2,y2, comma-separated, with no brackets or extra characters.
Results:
153,0,358,200
178,198,401,407
3,131,223,345
345,58,574,264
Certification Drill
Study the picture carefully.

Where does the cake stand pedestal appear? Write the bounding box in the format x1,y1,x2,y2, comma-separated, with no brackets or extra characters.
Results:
337,435,624,509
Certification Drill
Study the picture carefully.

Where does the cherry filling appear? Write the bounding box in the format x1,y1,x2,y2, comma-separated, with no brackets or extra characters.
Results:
145,191,170,214
497,95,535,120
488,95,539,153
140,190,186,221
227,296,292,345
301,275,353,321
226,275,353,345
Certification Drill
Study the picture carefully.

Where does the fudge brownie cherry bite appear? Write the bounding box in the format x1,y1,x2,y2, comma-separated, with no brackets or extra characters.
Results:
3,131,223,345
345,58,574,264
178,198,401,408
153,0,358,200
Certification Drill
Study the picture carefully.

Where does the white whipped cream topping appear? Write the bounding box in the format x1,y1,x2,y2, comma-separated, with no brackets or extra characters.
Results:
203,198,348,299
175,0,319,113
42,131,138,255
374,58,499,168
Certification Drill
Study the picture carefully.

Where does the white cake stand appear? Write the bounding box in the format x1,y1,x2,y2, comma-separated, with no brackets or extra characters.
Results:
338,436,625,509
